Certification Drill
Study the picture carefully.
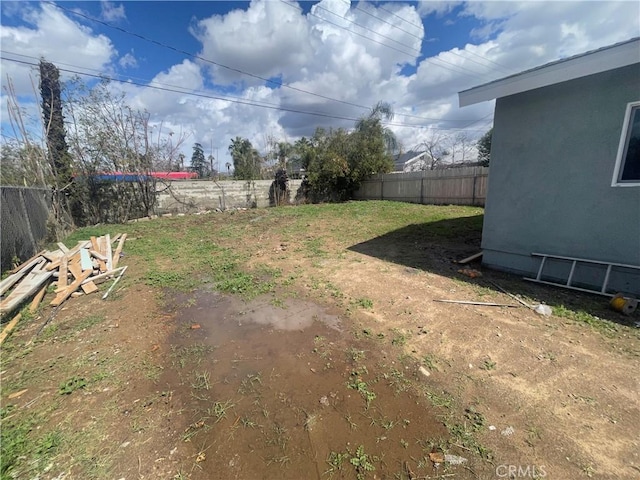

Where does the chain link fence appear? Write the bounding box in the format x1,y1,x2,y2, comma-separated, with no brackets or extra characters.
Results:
1,186,51,272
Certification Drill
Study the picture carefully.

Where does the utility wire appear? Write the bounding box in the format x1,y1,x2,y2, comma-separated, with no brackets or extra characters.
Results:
354,0,519,76
2,50,482,125
1,56,491,132
46,1,484,124
283,1,497,80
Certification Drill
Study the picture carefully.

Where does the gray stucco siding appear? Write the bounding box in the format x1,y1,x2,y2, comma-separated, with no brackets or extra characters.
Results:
482,63,640,295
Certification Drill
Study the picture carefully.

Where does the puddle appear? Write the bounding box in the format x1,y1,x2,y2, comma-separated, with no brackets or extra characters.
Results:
161,290,448,479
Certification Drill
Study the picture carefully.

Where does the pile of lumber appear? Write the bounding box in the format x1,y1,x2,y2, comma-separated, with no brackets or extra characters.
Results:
0,234,128,319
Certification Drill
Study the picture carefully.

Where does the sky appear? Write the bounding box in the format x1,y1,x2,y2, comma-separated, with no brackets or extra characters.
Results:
1,0,639,169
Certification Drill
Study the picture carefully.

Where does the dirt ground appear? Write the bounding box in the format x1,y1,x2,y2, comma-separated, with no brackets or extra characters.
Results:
1,203,638,480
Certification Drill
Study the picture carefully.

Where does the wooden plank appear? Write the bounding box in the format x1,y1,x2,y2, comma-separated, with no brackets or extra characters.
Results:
0,313,22,345
89,250,108,262
81,282,99,295
57,242,69,254
50,270,92,307
97,236,106,256
90,236,100,252
30,285,47,312
80,249,93,271
57,255,69,289
456,251,483,265
43,250,64,262
66,241,91,258
0,271,53,316
7,250,46,274
105,234,113,271
112,234,127,268
111,233,122,244
0,257,44,296
68,262,83,281
46,259,61,271
81,267,125,285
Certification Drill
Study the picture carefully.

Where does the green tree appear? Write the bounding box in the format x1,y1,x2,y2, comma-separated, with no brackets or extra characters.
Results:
191,143,207,177
39,59,75,234
228,137,261,180
302,102,395,201
477,128,493,167
40,59,72,185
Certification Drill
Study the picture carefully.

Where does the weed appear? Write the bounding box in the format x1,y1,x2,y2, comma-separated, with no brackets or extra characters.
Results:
266,455,291,467
171,343,214,369
400,438,409,449
192,371,211,391
422,354,439,371
384,368,411,394
348,348,366,363
325,451,349,477
349,445,376,480
238,372,262,395
425,390,454,409
353,297,374,309
553,305,619,336
209,400,235,423
447,421,492,460
59,376,86,395
526,425,542,447
391,329,408,347
344,413,358,430
381,419,397,430
142,358,163,382
241,417,258,428
347,373,377,408
481,359,496,370
266,423,290,451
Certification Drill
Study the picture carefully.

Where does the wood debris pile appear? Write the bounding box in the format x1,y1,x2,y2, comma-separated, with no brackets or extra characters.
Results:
0,234,128,320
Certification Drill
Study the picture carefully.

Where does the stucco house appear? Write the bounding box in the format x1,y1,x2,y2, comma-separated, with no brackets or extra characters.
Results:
459,37,640,296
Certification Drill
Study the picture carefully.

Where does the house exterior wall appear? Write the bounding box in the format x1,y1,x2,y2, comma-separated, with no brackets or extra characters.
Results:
482,63,640,295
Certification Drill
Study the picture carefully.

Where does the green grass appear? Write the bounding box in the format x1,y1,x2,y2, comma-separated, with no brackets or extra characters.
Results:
552,305,620,336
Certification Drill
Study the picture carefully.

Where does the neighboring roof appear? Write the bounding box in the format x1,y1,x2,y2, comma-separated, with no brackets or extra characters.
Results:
393,150,426,170
459,37,640,107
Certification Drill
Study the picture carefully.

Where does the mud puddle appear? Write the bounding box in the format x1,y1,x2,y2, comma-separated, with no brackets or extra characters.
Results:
161,290,449,479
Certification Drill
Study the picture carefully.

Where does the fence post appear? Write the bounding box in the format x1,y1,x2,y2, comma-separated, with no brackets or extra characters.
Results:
380,174,384,200
472,174,477,205
420,175,424,204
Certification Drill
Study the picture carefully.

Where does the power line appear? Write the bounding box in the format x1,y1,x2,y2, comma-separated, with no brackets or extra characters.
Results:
339,0,517,77
45,1,485,124
1,50,483,125
46,1,371,112
1,55,490,132
283,1,497,80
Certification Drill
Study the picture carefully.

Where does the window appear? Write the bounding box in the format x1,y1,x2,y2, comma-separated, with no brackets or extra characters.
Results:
612,101,640,186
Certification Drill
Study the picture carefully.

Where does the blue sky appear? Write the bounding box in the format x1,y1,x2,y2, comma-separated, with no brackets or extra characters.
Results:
2,1,639,167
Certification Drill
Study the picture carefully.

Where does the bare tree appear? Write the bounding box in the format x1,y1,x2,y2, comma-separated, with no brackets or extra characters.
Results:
65,78,187,224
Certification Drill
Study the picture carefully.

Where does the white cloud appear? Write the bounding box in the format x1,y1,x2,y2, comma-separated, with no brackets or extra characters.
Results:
2,0,639,170
100,1,126,22
417,1,464,17
190,0,313,86
119,52,138,69
0,3,116,95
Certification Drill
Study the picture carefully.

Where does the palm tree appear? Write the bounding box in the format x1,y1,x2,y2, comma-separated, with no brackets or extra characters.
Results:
355,101,398,155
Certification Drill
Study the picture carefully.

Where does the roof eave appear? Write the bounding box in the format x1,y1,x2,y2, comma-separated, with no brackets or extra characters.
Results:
459,38,640,107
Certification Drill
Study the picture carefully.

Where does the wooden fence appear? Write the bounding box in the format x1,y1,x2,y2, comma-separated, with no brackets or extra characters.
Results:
354,167,489,206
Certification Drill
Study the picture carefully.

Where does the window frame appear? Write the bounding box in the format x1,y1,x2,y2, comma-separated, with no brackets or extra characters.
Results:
611,100,640,187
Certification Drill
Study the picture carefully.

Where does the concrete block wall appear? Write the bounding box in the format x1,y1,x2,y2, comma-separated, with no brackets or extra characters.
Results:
157,179,303,213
